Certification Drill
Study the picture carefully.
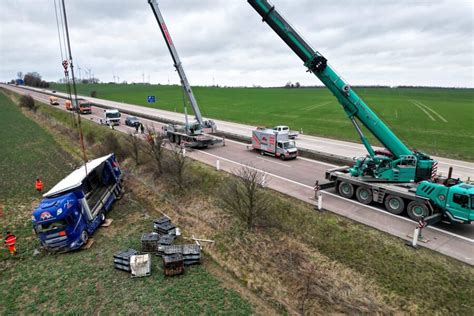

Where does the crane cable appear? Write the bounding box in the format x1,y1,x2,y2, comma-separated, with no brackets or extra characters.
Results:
53,0,75,127
55,0,89,171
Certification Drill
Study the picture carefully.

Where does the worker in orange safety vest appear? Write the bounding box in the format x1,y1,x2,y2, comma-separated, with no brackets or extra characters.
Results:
35,178,44,192
5,232,17,255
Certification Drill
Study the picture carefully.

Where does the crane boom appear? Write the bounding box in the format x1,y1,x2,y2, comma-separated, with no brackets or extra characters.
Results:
248,0,435,182
148,0,204,127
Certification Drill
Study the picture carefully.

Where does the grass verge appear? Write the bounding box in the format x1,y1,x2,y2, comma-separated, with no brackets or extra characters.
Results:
0,89,255,315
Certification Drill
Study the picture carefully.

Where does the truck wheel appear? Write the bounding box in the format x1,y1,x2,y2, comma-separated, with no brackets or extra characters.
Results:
80,230,89,245
176,136,181,145
169,134,175,143
338,181,354,199
356,187,373,205
260,150,265,156
280,154,286,161
407,201,430,222
384,195,405,215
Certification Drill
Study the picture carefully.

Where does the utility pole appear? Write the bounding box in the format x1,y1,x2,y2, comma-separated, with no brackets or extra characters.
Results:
142,72,145,84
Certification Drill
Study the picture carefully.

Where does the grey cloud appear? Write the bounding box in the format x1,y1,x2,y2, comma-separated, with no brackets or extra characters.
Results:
0,0,472,87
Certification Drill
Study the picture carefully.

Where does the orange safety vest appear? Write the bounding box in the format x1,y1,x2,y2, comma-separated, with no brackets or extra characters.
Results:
35,180,44,191
5,234,16,247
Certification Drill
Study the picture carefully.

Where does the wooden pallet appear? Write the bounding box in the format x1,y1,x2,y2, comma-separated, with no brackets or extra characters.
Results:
81,239,95,250
101,218,113,227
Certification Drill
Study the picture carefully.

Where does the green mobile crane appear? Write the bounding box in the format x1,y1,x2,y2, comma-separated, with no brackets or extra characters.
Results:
248,0,474,224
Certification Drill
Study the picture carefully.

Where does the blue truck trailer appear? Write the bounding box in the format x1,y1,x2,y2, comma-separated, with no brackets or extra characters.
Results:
32,154,123,252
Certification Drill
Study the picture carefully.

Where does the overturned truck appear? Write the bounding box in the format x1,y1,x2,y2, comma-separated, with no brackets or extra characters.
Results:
32,154,123,252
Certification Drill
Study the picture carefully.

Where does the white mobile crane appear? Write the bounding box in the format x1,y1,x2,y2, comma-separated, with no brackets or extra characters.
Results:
148,0,223,148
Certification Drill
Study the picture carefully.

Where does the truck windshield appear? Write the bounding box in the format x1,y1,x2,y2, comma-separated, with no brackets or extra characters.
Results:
283,141,296,149
106,112,120,118
36,220,67,233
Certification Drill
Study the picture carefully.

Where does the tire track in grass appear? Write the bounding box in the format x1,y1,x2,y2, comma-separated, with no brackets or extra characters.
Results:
415,100,448,123
410,100,436,121
302,100,333,112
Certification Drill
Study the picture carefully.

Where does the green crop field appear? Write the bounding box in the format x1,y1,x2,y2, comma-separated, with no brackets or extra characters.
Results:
0,90,253,314
51,83,474,161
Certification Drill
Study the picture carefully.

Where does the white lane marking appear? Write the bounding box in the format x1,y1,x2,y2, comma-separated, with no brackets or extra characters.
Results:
416,100,448,123
411,100,436,121
257,157,292,168
197,149,474,243
297,156,337,167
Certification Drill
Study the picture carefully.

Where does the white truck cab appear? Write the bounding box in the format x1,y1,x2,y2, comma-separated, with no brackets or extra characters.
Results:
101,109,121,126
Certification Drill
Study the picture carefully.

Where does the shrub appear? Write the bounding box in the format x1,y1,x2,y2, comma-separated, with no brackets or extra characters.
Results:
19,95,37,112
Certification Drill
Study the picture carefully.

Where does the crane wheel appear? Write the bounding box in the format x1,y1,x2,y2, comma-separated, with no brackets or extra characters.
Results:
356,187,373,205
338,181,354,199
407,201,430,222
384,195,405,215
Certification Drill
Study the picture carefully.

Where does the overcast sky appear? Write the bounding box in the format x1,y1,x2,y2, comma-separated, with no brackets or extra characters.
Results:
1,0,473,87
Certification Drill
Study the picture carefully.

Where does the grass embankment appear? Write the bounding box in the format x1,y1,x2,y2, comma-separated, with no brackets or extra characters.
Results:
0,90,254,314
51,83,474,161
19,90,474,314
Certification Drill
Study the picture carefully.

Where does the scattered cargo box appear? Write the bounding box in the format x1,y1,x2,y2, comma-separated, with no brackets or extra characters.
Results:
157,244,201,266
158,234,175,246
130,254,151,277
113,248,139,272
154,217,176,236
163,253,184,276
141,232,160,253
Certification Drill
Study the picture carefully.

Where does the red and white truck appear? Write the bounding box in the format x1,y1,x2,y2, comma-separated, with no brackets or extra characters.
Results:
252,127,298,160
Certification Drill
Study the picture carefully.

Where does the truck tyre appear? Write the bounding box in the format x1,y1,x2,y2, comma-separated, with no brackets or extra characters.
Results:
356,187,373,205
177,136,181,145
280,154,286,161
260,150,265,156
407,201,430,222
80,230,89,245
338,181,354,199
100,213,106,223
384,195,405,215
170,134,175,143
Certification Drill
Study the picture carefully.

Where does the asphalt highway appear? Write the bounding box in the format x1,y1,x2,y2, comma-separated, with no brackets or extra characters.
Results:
2,84,473,265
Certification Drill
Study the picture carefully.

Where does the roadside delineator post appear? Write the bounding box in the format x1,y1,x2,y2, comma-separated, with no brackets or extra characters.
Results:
216,159,220,171
314,181,322,211
409,217,427,249
261,172,267,187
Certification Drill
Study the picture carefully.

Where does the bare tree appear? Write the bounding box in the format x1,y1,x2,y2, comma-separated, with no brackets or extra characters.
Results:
126,132,141,166
168,146,187,190
220,166,270,230
145,126,166,176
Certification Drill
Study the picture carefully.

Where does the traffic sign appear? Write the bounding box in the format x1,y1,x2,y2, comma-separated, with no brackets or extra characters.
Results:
147,96,156,103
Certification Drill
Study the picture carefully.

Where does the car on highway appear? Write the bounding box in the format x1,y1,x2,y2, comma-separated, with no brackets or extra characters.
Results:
125,116,141,127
